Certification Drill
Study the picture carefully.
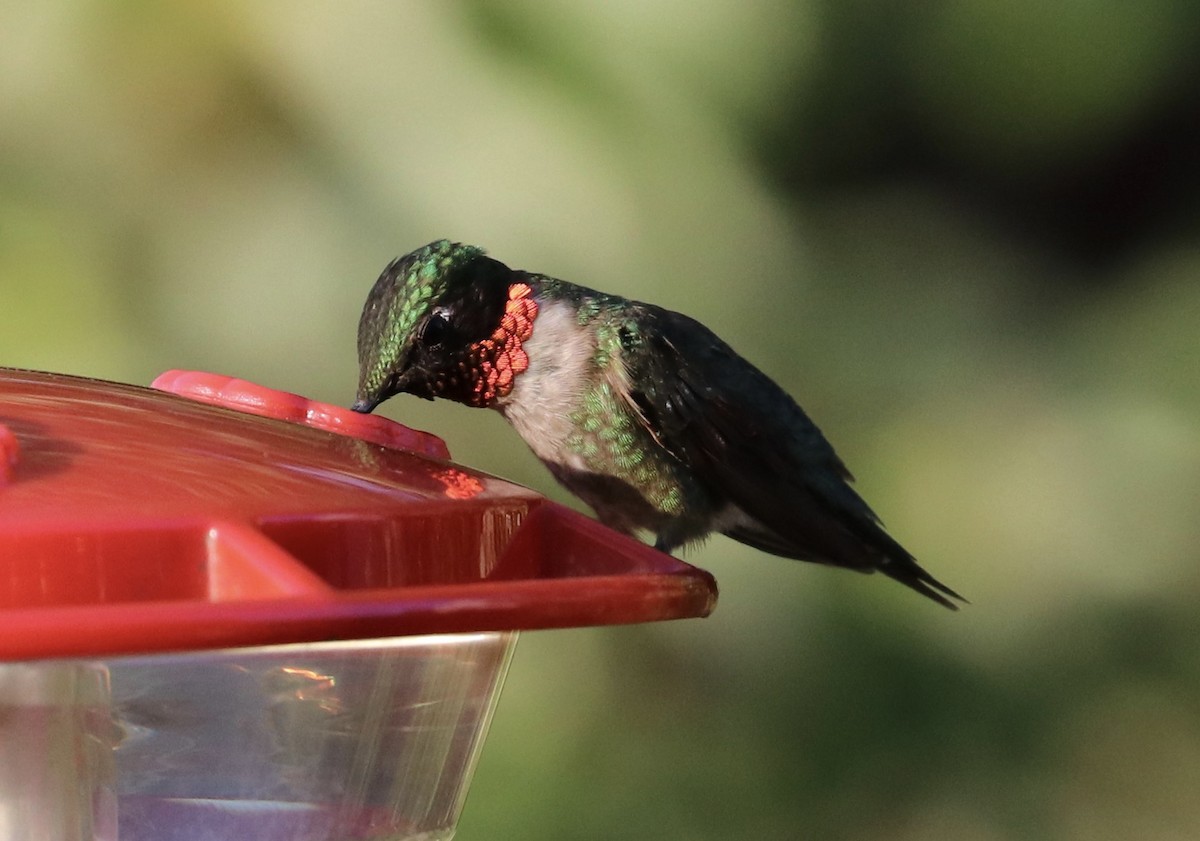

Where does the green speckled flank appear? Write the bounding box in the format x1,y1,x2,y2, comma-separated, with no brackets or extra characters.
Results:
521,275,684,514
591,317,619,369
568,379,685,516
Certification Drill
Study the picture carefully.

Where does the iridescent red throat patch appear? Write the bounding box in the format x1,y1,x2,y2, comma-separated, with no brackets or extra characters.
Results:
468,283,538,406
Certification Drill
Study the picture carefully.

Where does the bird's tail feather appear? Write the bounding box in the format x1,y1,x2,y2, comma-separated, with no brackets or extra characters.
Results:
880,558,966,611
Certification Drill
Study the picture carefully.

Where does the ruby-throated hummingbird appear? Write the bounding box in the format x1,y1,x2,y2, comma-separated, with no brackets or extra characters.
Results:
353,240,963,609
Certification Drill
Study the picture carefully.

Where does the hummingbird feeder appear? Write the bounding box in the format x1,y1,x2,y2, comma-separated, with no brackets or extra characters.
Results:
0,367,716,841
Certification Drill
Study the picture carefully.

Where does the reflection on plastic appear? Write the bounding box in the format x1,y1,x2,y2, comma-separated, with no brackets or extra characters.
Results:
432,468,485,500
0,422,17,485
0,662,116,841
7,635,515,841
110,635,514,840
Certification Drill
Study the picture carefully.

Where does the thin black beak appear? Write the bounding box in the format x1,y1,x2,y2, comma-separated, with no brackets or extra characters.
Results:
353,363,422,413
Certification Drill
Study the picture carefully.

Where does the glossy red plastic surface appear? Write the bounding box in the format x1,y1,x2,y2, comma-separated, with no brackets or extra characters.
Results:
0,368,716,660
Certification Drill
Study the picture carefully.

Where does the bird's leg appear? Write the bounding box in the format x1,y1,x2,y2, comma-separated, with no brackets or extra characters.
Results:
653,512,714,557
653,521,692,557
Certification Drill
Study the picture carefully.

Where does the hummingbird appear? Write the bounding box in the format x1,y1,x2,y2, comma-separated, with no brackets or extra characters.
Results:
353,240,963,609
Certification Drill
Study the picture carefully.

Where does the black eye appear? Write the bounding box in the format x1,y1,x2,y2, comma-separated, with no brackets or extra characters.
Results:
420,310,450,348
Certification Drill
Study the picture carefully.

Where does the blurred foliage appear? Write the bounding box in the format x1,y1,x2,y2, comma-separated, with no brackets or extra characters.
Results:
2,2,1199,838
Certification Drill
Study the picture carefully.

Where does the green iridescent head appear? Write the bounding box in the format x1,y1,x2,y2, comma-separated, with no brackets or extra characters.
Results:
353,239,516,412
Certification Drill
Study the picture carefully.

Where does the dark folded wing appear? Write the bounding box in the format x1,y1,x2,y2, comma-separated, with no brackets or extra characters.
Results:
619,306,963,608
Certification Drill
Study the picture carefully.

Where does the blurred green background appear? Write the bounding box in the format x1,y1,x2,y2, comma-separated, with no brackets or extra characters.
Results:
4,2,1200,838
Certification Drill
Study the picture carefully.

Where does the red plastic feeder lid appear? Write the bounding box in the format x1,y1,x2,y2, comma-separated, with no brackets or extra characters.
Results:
0,368,716,661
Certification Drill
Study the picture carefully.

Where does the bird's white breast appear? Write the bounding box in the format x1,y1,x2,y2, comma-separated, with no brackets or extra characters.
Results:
494,297,594,470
